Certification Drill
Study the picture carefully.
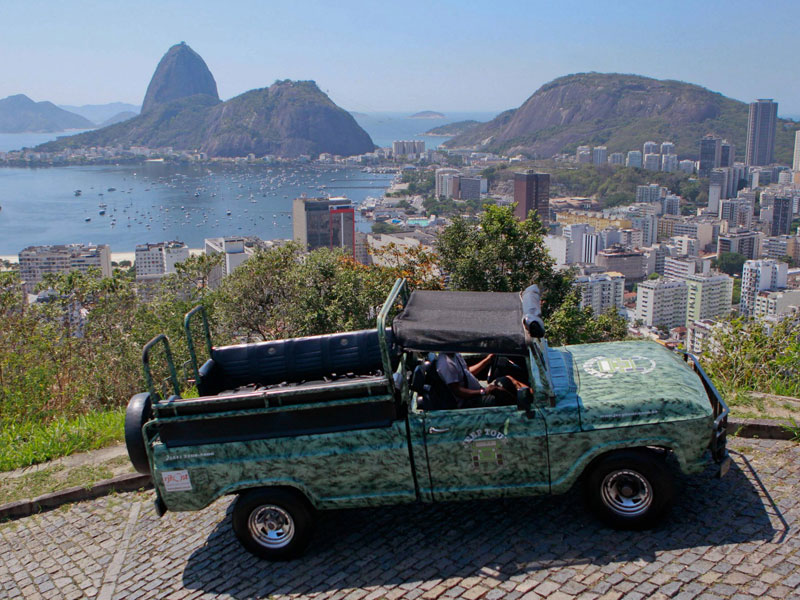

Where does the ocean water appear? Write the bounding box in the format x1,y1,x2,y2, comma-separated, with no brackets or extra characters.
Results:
0,111,499,253
0,162,393,253
352,111,497,149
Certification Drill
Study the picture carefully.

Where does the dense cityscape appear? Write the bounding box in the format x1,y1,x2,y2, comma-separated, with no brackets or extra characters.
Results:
8,97,800,357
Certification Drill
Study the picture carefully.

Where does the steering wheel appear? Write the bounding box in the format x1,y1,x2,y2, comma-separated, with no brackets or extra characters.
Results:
487,354,500,383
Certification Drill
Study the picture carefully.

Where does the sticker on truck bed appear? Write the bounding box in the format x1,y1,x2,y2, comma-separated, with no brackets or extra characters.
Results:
161,470,192,492
582,355,656,379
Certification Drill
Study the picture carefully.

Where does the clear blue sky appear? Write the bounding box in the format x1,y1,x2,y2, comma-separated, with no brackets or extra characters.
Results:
2,0,798,116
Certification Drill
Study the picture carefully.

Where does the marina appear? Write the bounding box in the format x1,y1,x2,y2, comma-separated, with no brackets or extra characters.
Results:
0,162,396,253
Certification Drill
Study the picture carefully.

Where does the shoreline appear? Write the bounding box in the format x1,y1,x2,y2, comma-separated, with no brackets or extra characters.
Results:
0,249,205,265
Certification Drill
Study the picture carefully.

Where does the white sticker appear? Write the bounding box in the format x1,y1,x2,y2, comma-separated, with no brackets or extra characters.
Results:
161,469,192,492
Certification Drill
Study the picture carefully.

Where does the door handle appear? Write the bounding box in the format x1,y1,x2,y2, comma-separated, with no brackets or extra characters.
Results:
428,426,450,434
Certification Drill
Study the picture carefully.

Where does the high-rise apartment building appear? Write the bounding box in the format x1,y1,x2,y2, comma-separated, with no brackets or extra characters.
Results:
635,184,663,203
293,196,355,256
643,141,659,156
683,273,734,325
660,141,675,155
573,272,625,315
740,259,788,316
513,171,550,223
771,197,792,236
661,153,678,173
135,241,189,278
643,153,661,171
434,168,460,198
626,150,643,168
592,146,607,166
745,99,778,166
18,243,112,293
717,230,761,260
719,140,735,167
794,130,800,172
609,152,625,165
635,279,688,329
698,135,721,177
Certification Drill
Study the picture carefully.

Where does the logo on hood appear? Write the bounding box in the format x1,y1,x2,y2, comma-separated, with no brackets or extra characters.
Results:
582,355,656,379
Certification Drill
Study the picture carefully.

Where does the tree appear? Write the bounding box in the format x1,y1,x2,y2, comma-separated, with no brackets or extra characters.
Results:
546,291,629,346
713,252,746,276
437,205,572,318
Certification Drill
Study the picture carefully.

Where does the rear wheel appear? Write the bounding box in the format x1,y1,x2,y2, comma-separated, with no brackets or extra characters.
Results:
584,450,674,529
232,488,314,560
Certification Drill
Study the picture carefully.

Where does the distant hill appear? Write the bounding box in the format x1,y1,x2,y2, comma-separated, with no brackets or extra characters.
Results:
38,43,374,158
425,120,482,136
99,111,138,127
141,42,219,113
0,94,95,133
59,102,140,125
445,73,800,163
410,111,445,119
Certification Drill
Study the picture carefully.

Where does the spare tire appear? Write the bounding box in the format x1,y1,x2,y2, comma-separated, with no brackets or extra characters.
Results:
125,393,153,474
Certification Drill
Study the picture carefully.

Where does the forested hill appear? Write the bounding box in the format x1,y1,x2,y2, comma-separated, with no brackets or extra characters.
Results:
38,43,374,158
445,73,799,163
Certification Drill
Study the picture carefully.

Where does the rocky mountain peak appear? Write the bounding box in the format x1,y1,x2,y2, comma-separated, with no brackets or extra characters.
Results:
141,42,220,113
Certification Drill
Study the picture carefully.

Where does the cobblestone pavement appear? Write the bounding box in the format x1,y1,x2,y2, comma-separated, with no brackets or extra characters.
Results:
1,438,798,600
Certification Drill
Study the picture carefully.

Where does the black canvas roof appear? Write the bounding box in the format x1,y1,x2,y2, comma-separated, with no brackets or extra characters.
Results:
392,290,529,354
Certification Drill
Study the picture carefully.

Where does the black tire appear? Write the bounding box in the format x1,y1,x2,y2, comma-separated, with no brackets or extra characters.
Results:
584,449,674,530
232,488,314,560
124,393,152,474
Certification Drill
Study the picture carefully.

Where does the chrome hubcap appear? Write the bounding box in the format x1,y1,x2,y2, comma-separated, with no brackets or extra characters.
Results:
600,469,653,517
248,505,295,548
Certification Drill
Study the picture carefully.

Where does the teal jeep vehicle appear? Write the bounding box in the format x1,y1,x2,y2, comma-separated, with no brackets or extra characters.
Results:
125,279,729,560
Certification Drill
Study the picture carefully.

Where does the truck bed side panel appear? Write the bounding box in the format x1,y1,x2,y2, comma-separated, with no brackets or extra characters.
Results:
152,418,416,511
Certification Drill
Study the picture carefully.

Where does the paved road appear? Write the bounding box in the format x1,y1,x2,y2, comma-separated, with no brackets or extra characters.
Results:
1,438,798,600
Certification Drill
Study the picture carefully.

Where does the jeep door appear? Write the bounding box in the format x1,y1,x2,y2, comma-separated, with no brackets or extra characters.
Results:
418,405,549,501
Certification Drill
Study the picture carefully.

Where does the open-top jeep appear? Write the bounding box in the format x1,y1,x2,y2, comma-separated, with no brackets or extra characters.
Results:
125,279,729,559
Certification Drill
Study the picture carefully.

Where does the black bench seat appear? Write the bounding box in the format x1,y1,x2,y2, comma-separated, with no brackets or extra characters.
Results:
196,328,393,397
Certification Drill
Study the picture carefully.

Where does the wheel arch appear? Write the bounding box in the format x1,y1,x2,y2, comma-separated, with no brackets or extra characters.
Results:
550,439,678,495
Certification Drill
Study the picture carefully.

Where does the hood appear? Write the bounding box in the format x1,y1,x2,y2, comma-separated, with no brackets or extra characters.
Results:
553,341,712,430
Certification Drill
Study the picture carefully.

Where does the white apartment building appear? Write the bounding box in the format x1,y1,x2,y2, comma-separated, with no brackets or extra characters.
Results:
205,236,274,288
663,257,710,280
626,151,643,168
684,273,734,325
740,259,789,317
18,243,111,293
135,241,189,279
686,319,723,355
661,153,678,172
635,278,688,329
643,153,661,171
753,288,800,319
573,272,625,315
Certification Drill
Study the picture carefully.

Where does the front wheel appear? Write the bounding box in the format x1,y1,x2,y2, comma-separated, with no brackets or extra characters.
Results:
584,450,674,530
232,488,314,560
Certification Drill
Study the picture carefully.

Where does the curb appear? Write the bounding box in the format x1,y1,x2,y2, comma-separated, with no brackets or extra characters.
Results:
728,418,796,441
0,418,796,521
0,473,152,521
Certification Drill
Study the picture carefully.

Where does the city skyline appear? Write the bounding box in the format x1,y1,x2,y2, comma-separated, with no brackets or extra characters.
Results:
1,0,799,115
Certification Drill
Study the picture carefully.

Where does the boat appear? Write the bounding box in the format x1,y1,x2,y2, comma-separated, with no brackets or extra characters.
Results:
84,217,91,222
74,190,82,197
99,210,106,216
107,188,116,192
